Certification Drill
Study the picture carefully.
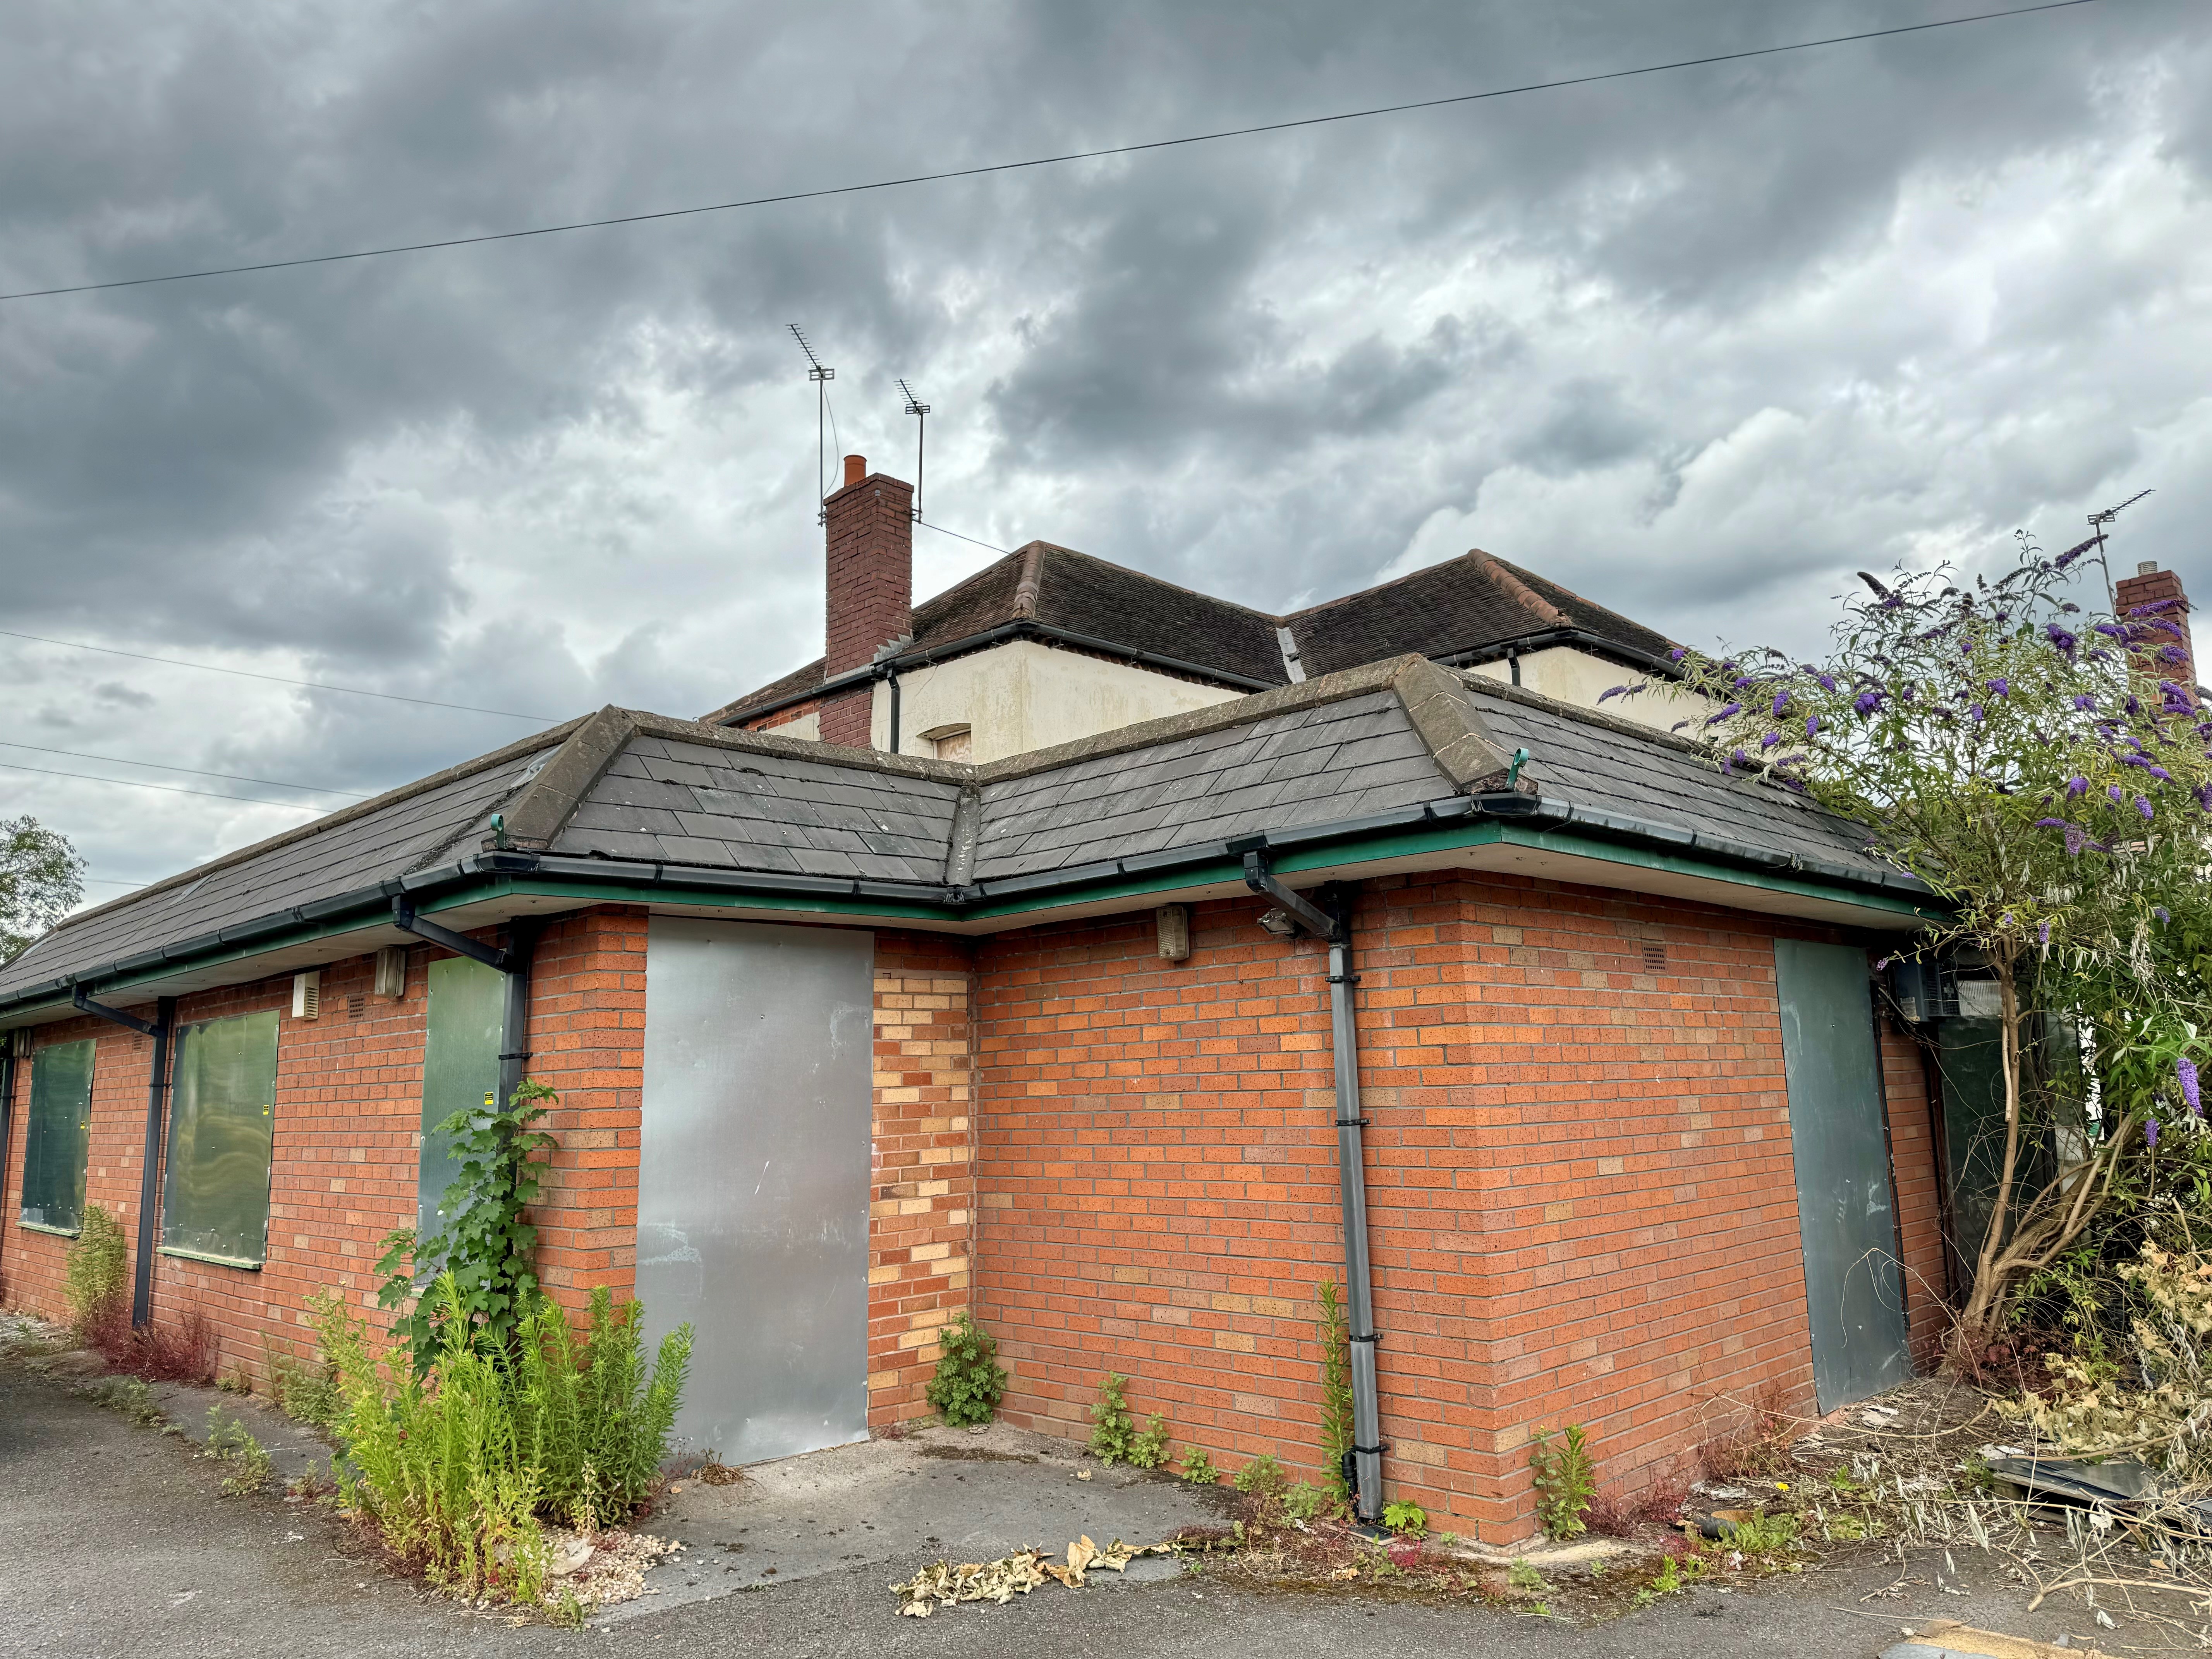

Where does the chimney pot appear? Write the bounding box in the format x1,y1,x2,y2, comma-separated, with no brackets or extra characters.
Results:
2140,560,2159,576
844,453,866,488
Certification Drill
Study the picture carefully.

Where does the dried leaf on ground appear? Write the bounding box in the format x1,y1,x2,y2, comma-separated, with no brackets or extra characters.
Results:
893,1537,1167,1615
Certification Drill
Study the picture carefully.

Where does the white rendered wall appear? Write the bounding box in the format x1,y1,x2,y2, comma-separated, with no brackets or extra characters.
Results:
870,640,1243,763
1466,646,1705,733
759,709,821,741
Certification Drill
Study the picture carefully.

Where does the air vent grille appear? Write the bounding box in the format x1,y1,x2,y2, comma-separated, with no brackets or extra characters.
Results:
1642,943,1667,974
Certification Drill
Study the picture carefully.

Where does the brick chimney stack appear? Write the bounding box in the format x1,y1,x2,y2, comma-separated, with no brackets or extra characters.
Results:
818,454,914,748
2115,559,2197,696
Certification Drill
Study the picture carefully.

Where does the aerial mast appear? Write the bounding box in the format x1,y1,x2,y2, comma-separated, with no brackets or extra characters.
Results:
788,324,836,524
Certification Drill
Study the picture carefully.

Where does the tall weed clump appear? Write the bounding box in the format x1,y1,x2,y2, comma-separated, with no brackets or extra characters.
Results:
512,1288,693,1528
65,1204,128,1329
310,1276,694,1601
69,1203,216,1383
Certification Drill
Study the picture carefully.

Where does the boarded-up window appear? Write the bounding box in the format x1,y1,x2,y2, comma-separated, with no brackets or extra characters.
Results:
420,957,503,1236
19,1038,94,1235
160,1009,279,1267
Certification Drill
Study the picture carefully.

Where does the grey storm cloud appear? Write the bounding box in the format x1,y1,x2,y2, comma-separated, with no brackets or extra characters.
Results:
2,0,2210,893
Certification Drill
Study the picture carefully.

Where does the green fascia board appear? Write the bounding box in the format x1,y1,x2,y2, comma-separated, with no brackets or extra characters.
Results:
22,818,1932,1014
962,817,1936,923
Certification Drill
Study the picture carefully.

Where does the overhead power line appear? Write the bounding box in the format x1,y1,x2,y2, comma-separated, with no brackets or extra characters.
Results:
0,0,2107,304
0,628,557,721
0,739,373,799
915,519,1012,557
0,759,330,812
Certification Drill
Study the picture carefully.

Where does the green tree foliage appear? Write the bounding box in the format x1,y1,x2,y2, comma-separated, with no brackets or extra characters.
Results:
924,1311,1008,1426
0,814,85,963
378,1080,558,1372
1637,535,2212,1334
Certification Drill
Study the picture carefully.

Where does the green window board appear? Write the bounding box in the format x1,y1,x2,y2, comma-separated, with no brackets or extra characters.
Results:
161,1008,280,1267
420,955,504,1237
20,1037,95,1235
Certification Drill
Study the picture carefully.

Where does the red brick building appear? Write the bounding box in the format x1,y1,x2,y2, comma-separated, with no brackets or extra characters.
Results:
0,634,1951,1540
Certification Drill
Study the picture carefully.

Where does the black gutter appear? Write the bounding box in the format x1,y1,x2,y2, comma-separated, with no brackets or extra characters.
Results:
720,618,1280,728
0,797,1934,1026
1434,625,1682,682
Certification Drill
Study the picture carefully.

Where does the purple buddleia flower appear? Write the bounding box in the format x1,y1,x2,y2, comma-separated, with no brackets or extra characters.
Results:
2181,1058,2201,1118
2109,784,2126,804
1670,647,1687,662
1760,732,1782,750
1806,714,1822,738
1968,704,1985,723
2073,694,2097,711
2038,919,2051,949
2089,648,2114,663
1986,677,2010,697
2047,623,2078,653
1772,691,1790,717
1733,676,1753,689
2138,795,2155,821
2126,694,2142,716
2197,782,2212,811
2155,907,2172,924
1815,672,1838,693
2065,824,2093,857
2033,817,2068,829
2148,765,2172,781
2056,542,2085,570
1599,686,1626,702
2094,622,2125,639
2067,776,2089,797
1705,702,1741,726
2162,645,2190,665
1854,689,1883,715
2147,1116,2160,1149
1960,639,1975,655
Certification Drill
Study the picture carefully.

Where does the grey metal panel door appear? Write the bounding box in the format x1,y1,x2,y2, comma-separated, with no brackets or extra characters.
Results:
639,917,874,1465
1774,938,1912,1411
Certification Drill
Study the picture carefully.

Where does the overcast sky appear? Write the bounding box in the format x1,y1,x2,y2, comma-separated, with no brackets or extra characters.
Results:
3,0,2209,900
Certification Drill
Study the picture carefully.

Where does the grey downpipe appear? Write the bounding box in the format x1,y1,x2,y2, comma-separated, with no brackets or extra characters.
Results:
496,920,544,1111
69,986,176,1328
0,1032,15,1290
1326,912,1385,1522
133,998,177,1328
1230,842,1385,1522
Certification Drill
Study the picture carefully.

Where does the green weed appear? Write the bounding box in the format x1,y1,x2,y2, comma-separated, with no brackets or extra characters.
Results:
1178,1446,1218,1486
1528,1424,1597,1539
924,1312,1008,1427
1233,1453,1287,1499
1382,1499,1428,1539
203,1407,273,1498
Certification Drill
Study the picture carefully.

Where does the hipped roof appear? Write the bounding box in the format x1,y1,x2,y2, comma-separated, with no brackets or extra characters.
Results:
703,545,1676,723
0,656,1929,1026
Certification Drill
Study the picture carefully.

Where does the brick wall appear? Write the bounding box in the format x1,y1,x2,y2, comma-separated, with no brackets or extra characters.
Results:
867,931,979,1424
969,871,1948,1544
0,906,975,1424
